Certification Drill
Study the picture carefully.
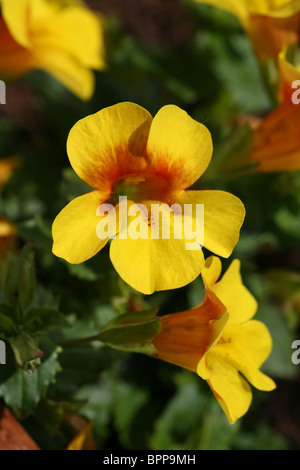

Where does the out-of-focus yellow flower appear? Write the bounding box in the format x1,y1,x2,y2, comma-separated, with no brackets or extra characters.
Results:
0,0,106,100
152,289,229,372
0,156,22,190
0,217,17,258
196,0,300,60
67,422,98,450
250,51,300,172
198,256,276,424
52,102,245,295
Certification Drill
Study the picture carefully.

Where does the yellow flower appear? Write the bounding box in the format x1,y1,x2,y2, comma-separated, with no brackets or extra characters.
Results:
52,102,245,295
0,0,106,100
198,256,276,424
195,0,300,60
250,51,300,172
67,422,98,450
0,156,22,190
0,217,17,258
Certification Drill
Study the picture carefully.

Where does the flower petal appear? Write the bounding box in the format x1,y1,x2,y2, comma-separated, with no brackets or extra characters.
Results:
109,205,205,294
146,105,213,190
177,190,245,258
36,48,96,101
52,190,112,264
32,6,106,70
67,102,153,190
201,255,222,288
199,320,276,392
217,320,276,391
212,259,258,323
1,0,31,47
200,351,253,424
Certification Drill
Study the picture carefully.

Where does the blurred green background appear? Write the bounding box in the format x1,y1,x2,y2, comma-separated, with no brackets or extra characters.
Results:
0,0,299,450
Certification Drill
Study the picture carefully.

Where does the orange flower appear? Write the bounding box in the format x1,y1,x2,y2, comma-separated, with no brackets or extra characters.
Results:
250,51,300,172
0,156,22,190
195,0,300,61
152,290,228,372
0,217,17,258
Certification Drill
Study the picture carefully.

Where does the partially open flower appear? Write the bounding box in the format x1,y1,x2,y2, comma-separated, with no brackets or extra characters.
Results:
250,51,300,172
198,256,276,424
152,290,229,372
0,0,106,100
195,0,300,60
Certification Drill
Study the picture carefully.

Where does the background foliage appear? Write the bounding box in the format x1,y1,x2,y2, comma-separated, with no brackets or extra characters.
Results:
0,0,299,450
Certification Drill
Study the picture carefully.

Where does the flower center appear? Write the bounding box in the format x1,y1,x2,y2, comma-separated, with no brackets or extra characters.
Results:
111,173,172,205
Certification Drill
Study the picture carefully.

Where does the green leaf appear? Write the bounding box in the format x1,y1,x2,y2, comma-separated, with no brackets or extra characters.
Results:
3,243,35,314
0,338,62,419
10,333,45,368
97,307,161,355
24,307,71,335
0,303,16,337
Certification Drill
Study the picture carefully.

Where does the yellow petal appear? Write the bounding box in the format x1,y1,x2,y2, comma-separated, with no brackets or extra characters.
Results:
196,0,300,25
200,319,276,393
67,422,98,451
212,259,258,323
52,190,111,264
1,0,31,47
215,320,276,391
147,105,213,190
67,102,152,190
35,48,96,101
201,255,222,288
32,6,106,70
200,351,253,424
109,204,205,294
177,190,245,258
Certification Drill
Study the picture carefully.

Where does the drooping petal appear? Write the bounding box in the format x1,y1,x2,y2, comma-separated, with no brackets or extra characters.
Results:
153,290,229,372
177,190,245,258
52,190,112,264
146,105,213,190
211,259,258,323
66,102,153,190
199,350,253,424
109,203,205,295
35,48,96,101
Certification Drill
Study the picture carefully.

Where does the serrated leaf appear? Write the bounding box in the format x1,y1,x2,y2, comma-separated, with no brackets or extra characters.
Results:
0,338,62,418
97,307,161,355
10,333,45,368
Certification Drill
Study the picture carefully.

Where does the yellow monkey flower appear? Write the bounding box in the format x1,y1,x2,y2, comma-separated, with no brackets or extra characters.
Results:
0,0,106,100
